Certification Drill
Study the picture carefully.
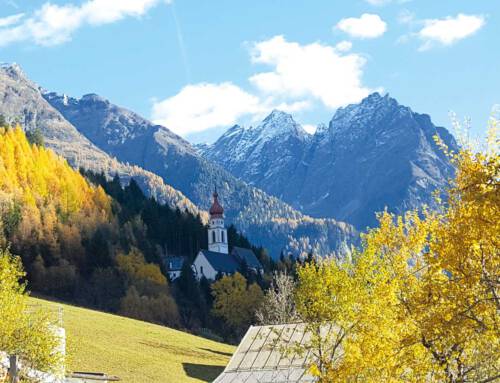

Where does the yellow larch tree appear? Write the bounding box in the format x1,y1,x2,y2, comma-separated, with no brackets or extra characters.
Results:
295,120,499,382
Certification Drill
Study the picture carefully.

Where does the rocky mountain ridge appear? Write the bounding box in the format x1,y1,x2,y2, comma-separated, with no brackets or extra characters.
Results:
0,63,201,216
201,93,457,229
0,63,355,256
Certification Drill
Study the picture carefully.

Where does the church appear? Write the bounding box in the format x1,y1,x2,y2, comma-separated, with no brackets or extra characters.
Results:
192,190,263,280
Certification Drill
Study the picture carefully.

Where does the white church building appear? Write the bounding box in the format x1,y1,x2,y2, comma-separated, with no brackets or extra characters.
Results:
192,190,263,280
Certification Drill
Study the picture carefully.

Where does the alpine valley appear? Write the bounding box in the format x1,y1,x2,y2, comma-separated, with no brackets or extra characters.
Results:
0,63,456,257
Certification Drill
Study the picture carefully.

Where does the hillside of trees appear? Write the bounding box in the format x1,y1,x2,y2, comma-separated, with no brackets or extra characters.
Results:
0,124,296,340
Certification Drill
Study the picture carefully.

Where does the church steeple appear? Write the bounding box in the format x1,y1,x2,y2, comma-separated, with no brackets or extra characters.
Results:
208,188,228,254
209,188,224,217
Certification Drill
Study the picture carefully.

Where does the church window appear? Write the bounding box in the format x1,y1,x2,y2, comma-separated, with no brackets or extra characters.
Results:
212,231,216,243
221,231,225,243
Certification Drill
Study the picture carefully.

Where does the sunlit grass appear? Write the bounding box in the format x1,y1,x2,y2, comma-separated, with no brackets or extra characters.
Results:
31,298,234,383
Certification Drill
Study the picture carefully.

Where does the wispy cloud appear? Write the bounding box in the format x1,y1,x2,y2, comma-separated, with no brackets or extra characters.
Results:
0,13,24,28
169,1,191,84
417,14,486,51
0,0,167,47
152,36,375,136
397,9,415,25
3,0,19,9
336,14,387,39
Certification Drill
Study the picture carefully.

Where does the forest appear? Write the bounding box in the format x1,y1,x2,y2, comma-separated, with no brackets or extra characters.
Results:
0,124,295,341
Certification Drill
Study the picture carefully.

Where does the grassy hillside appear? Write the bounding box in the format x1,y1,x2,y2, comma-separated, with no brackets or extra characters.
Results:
31,297,234,383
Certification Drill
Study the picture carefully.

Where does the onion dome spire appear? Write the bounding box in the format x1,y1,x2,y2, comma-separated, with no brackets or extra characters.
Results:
209,187,224,217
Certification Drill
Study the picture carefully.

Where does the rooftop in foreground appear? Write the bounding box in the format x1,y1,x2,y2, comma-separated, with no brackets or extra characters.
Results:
214,323,319,383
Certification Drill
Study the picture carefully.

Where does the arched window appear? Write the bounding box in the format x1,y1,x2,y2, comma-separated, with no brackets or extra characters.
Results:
221,231,225,243
212,231,216,243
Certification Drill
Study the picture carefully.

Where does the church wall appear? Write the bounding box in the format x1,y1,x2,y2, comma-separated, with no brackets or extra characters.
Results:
193,252,218,280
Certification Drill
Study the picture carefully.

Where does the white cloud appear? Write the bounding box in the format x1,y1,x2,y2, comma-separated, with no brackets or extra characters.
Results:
0,0,164,47
0,13,24,28
151,82,265,135
250,35,371,108
302,124,317,134
336,13,387,39
417,14,485,50
334,40,352,52
152,36,375,136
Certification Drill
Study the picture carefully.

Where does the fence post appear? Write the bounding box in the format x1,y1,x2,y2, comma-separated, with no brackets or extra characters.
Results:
8,354,19,383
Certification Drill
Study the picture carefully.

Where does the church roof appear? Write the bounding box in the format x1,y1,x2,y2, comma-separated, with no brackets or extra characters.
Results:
232,247,262,270
213,323,318,383
165,256,185,271
209,190,224,217
200,250,240,274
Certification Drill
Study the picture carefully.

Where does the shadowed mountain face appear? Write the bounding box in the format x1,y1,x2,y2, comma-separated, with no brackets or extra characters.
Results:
44,91,201,196
43,85,356,257
201,93,457,229
0,64,201,216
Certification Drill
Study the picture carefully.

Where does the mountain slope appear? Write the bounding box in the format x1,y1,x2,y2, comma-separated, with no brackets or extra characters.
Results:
44,90,356,256
202,93,457,229
0,63,202,217
33,297,234,383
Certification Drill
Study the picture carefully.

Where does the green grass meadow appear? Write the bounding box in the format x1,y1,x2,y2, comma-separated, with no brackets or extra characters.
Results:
32,298,234,383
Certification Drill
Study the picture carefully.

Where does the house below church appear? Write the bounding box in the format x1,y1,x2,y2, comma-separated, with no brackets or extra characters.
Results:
164,256,186,281
192,190,263,280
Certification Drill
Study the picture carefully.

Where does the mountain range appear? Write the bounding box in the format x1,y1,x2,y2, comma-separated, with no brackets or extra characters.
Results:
0,63,355,257
200,93,457,229
0,63,457,256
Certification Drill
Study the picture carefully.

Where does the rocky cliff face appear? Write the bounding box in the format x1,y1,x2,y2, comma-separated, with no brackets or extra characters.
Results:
202,93,457,229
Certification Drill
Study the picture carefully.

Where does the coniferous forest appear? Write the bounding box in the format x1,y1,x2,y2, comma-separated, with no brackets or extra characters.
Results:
0,125,293,341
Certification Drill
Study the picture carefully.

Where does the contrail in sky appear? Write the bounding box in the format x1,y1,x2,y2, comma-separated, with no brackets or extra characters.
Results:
169,1,191,84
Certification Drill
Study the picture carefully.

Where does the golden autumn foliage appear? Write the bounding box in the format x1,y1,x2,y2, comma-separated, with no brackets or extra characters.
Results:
0,125,180,329
212,272,264,337
0,126,110,219
0,248,63,379
0,126,115,298
295,122,499,382
116,247,180,327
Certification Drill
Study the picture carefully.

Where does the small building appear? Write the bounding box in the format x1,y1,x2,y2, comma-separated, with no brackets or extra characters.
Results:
192,190,262,280
164,256,186,281
213,323,318,383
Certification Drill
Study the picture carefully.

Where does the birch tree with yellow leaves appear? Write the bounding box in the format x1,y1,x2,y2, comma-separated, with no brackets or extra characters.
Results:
295,120,499,382
0,248,64,381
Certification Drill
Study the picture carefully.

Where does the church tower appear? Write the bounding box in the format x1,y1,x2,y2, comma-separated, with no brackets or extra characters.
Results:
208,189,228,254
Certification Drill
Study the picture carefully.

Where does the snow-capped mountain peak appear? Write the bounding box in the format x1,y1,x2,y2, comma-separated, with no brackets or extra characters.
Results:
250,109,307,139
202,94,457,229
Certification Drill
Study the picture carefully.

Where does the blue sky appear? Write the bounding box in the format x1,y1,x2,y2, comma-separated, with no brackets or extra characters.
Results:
0,0,498,143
